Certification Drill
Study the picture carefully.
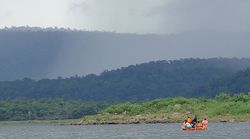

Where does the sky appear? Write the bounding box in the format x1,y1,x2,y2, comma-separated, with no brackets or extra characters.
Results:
1,0,250,79
1,0,250,34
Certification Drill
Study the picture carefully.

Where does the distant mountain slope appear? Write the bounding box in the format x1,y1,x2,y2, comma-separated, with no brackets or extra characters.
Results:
1,27,250,80
1,58,250,100
206,69,250,95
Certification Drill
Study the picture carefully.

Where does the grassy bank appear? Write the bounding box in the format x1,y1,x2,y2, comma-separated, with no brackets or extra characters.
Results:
76,93,250,125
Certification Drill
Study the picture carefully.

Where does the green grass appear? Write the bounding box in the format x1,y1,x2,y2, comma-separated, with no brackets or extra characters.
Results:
78,93,250,124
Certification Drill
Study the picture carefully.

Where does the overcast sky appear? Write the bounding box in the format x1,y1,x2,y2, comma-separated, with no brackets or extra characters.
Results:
1,0,250,79
1,0,250,34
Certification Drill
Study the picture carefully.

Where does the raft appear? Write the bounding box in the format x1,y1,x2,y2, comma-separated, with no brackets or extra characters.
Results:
182,128,207,131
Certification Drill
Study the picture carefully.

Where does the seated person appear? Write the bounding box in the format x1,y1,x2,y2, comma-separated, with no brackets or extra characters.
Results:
196,121,203,129
186,116,192,124
192,115,197,128
185,122,192,129
202,118,208,129
182,120,187,129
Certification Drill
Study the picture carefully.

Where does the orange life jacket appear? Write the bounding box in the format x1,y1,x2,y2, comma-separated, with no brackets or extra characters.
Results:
196,123,202,128
187,118,192,123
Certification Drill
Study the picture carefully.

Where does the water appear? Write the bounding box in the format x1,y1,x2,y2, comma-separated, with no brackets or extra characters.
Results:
0,122,249,139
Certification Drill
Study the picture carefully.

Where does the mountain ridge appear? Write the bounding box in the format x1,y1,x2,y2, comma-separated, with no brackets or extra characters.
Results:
1,58,250,100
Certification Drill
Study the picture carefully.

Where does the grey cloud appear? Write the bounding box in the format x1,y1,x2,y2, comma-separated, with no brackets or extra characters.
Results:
146,0,250,33
69,0,250,34
1,0,250,34
69,1,89,12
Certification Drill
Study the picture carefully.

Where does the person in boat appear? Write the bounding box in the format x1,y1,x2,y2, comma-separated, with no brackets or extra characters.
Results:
196,121,203,129
182,120,187,129
186,116,192,124
192,115,197,128
185,121,192,129
202,118,208,129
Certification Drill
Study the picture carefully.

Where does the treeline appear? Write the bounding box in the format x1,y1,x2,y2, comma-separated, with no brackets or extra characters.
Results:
0,99,111,121
1,58,250,101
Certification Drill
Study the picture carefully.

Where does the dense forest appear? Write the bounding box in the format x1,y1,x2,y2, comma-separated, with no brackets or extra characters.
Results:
0,99,110,121
0,58,250,101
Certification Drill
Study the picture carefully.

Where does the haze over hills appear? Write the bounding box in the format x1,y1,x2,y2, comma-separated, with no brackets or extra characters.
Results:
1,27,250,80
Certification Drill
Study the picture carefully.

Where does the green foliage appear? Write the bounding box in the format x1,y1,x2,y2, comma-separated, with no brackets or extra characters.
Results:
82,93,250,122
171,97,191,105
0,58,250,101
0,99,110,121
232,93,250,102
104,103,142,116
215,93,232,102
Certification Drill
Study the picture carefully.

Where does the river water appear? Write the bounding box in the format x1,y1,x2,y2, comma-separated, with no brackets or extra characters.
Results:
0,122,249,139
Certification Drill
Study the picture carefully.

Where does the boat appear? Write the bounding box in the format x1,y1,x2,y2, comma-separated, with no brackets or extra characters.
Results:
182,128,207,131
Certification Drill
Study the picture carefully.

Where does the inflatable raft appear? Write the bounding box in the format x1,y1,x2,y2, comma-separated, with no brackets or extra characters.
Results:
182,128,207,131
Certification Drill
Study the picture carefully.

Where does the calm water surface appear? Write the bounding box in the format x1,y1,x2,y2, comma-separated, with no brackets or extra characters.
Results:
0,122,249,139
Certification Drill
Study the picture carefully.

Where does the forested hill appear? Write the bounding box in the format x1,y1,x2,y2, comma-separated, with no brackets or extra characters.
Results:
1,58,250,101
206,69,250,94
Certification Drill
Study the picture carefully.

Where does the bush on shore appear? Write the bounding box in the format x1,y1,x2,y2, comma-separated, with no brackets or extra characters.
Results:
81,93,250,123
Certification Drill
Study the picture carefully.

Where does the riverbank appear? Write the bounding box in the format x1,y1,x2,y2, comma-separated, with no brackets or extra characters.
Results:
72,114,250,125
1,93,249,126
1,117,249,126
0,119,80,125
73,93,250,125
